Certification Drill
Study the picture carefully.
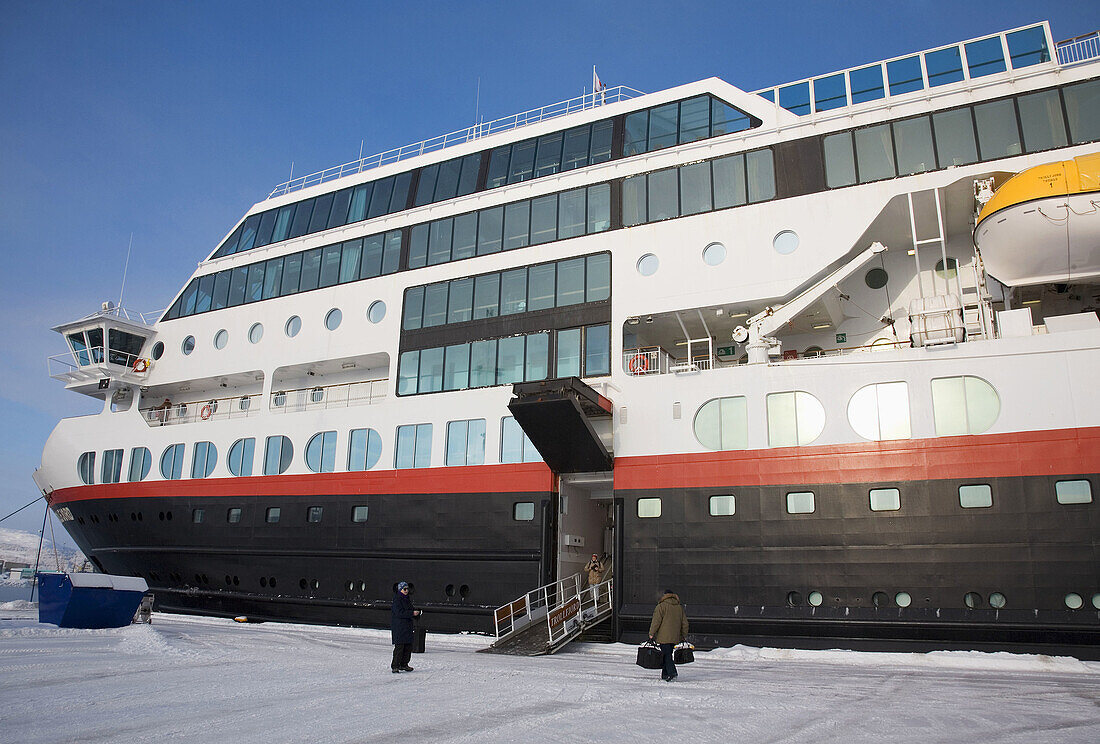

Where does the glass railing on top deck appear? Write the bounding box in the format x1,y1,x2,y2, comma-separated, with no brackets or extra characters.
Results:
268,86,644,199
753,23,1081,118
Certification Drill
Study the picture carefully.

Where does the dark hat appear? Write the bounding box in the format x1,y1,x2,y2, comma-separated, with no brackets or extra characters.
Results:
397,581,409,591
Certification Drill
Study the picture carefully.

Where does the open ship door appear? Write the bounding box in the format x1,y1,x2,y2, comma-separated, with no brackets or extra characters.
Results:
508,377,613,473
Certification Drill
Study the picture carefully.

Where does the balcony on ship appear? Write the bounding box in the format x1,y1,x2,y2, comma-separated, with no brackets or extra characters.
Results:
48,303,158,398
269,353,390,414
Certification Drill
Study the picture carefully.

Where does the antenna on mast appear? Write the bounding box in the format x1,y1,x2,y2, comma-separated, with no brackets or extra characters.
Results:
474,77,481,138
117,232,133,310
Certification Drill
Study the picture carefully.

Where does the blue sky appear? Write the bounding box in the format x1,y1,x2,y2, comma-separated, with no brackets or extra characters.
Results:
1,1,1096,541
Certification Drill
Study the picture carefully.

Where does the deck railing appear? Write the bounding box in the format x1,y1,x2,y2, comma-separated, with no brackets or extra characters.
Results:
140,393,262,427
269,379,387,413
267,86,643,198
1057,31,1100,65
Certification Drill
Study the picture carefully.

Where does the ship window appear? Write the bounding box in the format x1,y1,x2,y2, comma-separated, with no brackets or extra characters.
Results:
530,194,558,245
382,230,402,274
893,116,936,175
351,505,369,523
150,341,164,360
865,267,888,289
280,254,301,295
648,102,679,150
680,162,713,216
503,202,530,250
974,99,1022,159
324,308,342,331
622,174,646,226
562,126,590,171
679,96,711,143
501,416,541,463
306,431,337,473
486,146,510,189
284,315,301,338
556,257,585,306
128,447,151,482
246,263,266,302
99,449,122,484
586,253,610,301
965,37,1006,78
709,495,735,516
847,382,911,441
1017,89,1068,153
855,124,896,182
713,154,748,208
869,488,900,512
246,322,263,344
1006,25,1049,68
1064,593,1083,610
507,139,536,183
500,268,527,315
307,506,324,523
959,484,993,508
339,239,361,283
773,230,799,255
556,328,582,378
182,336,195,355
779,82,810,116
473,274,500,319
513,502,535,521
534,132,563,178
767,391,825,447
711,97,751,135
327,187,353,229
924,46,964,87
192,508,204,524
418,347,444,393
160,443,185,480
408,223,428,269
886,55,923,95
272,204,294,242
398,351,419,395
228,438,255,477
637,498,662,518
213,329,228,350
458,154,480,196
390,173,412,213
786,491,815,514
587,183,610,232
584,324,610,376
623,110,648,157
849,64,885,104
452,213,477,260
428,218,453,265
347,428,382,471
415,163,438,206
694,396,748,450
194,275,215,314
636,253,658,277
496,336,525,385
227,508,242,524
395,423,432,469
263,435,293,475
266,507,281,524
367,176,394,218
478,206,503,254
403,286,424,330
368,300,386,324
191,441,217,478
749,149,777,202
1063,79,1100,144
931,376,1000,435
212,270,231,308
703,242,727,267
526,333,549,381
528,263,556,311
1055,480,1091,505
423,284,449,328
446,419,486,466
813,73,847,112
289,199,314,238
444,343,470,390
647,168,679,221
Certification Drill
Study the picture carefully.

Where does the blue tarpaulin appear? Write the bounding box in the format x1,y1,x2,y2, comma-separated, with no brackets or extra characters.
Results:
37,573,149,629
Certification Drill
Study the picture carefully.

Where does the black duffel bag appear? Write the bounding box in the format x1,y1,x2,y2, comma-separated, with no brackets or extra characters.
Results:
636,640,663,669
412,625,426,654
673,642,695,664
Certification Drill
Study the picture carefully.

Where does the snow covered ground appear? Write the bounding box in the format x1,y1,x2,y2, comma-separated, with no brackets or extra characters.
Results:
2,602,1098,744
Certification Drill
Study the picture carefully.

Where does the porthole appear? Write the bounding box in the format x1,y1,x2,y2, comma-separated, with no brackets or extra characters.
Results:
459,584,470,599
260,577,268,588
299,578,308,590
248,323,264,344
773,230,799,255
445,584,456,597
346,580,355,592
269,577,277,588
1092,594,1100,610
636,253,659,276
864,267,889,289
285,315,302,338
325,308,342,331
311,579,320,590
359,581,366,591
182,336,196,355
934,257,958,279
150,341,164,360
872,591,889,608
1065,592,1084,610
964,591,983,609
367,300,386,324
989,592,1006,609
895,592,912,608
808,591,823,607
213,329,228,350
786,591,803,607
702,242,726,266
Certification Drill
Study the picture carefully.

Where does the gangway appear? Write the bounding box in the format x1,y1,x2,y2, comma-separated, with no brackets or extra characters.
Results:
483,572,613,656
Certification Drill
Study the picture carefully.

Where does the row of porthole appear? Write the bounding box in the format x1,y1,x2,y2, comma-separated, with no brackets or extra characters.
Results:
787,590,1100,610
150,301,388,360
636,233,798,277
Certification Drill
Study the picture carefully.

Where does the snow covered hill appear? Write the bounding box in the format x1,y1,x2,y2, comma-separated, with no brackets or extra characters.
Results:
0,527,85,572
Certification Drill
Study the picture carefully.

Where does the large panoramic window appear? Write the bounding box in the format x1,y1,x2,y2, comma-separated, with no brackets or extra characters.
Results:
78,451,95,485
347,428,382,471
766,391,826,447
305,431,338,473
191,441,217,479
263,435,293,476
160,443,185,480
395,423,432,469
445,419,486,466
100,448,123,484
848,382,910,441
500,416,541,463
228,438,255,477
694,396,748,450
128,447,151,482
931,376,999,435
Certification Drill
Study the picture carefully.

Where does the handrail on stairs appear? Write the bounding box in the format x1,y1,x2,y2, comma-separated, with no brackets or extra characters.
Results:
492,572,613,651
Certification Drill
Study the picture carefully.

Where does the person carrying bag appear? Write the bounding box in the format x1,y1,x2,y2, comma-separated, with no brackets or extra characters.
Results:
648,588,689,682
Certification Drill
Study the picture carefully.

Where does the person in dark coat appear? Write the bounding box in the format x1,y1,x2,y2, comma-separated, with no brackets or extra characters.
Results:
648,588,688,682
390,581,421,673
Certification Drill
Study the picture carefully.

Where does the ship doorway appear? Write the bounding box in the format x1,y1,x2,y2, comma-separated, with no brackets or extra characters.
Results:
557,472,615,589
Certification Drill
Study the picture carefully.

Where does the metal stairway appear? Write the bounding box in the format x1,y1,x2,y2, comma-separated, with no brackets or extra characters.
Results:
482,573,613,656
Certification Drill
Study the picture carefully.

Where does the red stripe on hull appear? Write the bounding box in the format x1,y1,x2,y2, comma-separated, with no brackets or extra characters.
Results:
613,427,1100,490
49,462,554,504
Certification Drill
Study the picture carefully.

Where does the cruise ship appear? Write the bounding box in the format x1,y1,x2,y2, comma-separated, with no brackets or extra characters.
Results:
36,22,1100,656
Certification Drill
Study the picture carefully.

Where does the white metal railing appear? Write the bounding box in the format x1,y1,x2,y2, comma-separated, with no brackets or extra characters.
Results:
623,347,669,376
493,572,613,650
1057,31,1100,65
548,578,613,649
269,379,387,413
47,347,144,379
140,393,262,426
71,304,161,326
268,86,644,198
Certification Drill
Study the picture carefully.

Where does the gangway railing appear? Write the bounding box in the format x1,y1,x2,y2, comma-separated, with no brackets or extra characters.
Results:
492,572,613,654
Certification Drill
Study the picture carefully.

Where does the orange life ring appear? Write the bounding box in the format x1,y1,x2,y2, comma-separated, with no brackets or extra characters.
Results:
628,355,649,374
132,358,150,373
200,403,214,421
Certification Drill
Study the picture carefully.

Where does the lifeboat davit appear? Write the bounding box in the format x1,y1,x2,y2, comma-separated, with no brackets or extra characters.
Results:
974,152,1100,286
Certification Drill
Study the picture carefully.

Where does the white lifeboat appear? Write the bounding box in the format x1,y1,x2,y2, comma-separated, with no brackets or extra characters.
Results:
974,152,1100,286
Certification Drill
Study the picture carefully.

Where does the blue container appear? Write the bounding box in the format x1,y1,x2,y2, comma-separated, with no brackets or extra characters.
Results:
37,573,149,629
